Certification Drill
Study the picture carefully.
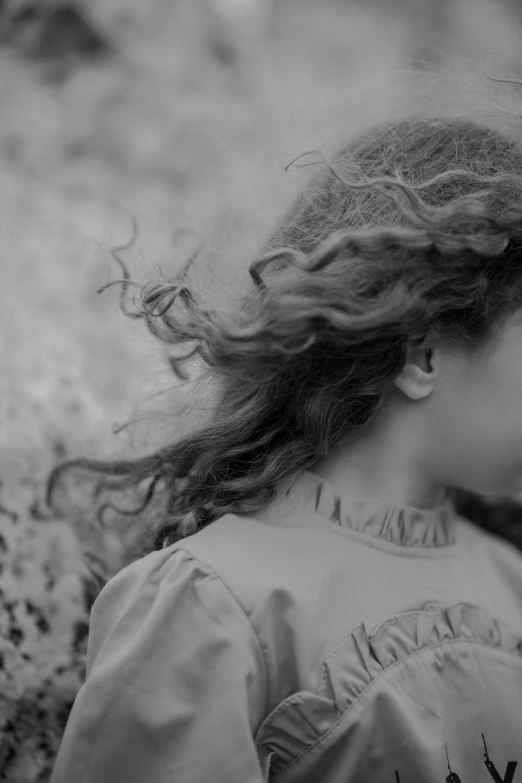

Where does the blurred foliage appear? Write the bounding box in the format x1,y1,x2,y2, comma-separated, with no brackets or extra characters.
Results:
0,0,111,82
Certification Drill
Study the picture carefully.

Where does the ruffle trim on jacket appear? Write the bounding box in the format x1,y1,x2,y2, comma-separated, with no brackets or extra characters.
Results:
255,602,522,770
283,470,459,548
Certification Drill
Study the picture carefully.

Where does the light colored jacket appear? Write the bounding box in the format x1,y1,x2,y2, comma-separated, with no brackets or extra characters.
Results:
50,469,522,783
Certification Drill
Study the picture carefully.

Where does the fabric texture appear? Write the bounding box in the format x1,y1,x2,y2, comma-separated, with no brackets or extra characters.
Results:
50,469,522,782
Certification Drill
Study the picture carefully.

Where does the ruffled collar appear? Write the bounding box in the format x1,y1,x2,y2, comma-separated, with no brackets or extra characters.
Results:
283,469,459,548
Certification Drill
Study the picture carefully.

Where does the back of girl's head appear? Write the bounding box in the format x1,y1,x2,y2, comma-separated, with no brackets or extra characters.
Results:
47,66,522,585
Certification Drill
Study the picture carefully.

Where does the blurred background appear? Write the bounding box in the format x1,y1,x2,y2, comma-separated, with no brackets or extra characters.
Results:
2,0,522,779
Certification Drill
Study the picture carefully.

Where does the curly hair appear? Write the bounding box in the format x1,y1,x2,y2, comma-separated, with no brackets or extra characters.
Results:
47,69,522,588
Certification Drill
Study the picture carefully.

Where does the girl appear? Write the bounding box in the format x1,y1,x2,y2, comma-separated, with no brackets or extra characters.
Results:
49,70,522,783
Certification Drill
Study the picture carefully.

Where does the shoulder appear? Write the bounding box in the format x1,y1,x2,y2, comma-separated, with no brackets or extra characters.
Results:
99,509,306,624
91,540,258,628
86,541,268,680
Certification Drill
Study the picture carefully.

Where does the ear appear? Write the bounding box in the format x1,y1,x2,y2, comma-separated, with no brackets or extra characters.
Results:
394,334,439,401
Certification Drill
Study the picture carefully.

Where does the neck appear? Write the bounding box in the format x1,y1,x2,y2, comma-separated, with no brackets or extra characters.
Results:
311,392,448,510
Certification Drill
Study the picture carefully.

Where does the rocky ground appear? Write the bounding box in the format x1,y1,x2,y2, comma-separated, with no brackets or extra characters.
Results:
1,0,522,779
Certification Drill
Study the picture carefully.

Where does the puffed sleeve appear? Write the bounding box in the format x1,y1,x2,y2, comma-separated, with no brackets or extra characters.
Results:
50,546,269,783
